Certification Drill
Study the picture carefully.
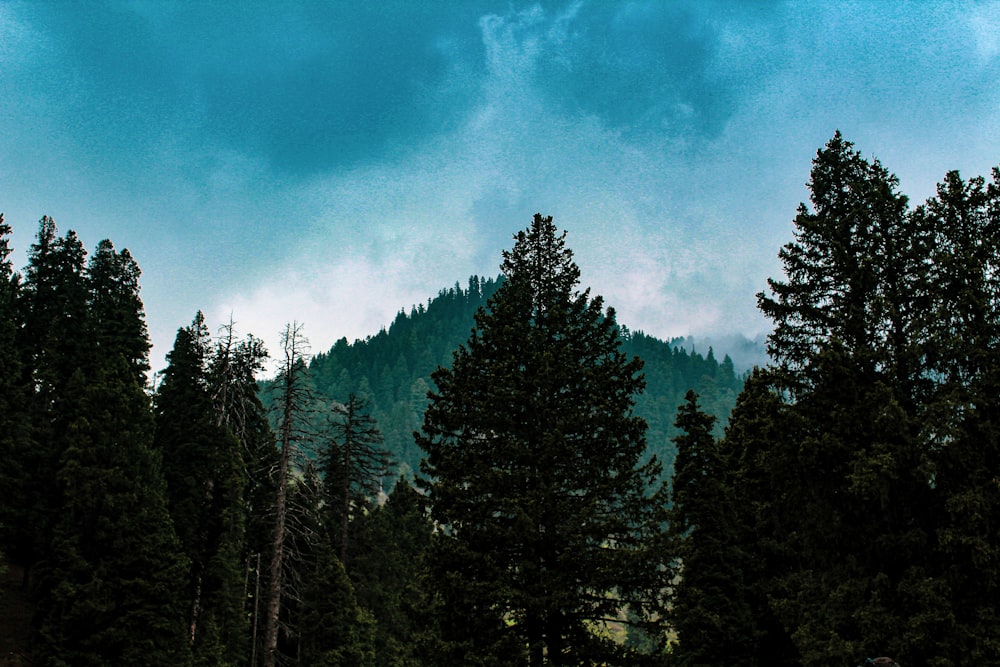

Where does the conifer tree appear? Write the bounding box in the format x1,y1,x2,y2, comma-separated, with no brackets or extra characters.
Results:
155,313,249,666
321,393,391,563
0,214,31,567
717,368,801,666
36,358,191,667
32,231,191,665
88,239,151,385
263,322,313,667
349,478,435,667
753,135,947,664
666,391,755,666
418,214,667,666
14,218,92,575
917,168,1000,660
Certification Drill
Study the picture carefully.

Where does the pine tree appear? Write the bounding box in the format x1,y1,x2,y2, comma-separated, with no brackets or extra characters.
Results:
262,322,313,667
753,135,946,664
88,239,151,385
155,313,249,666
206,319,276,665
666,391,755,666
13,218,92,576
917,168,1000,661
349,478,435,667
0,214,31,568
717,368,800,666
36,358,192,667
321,393,392,563
418,214,667,666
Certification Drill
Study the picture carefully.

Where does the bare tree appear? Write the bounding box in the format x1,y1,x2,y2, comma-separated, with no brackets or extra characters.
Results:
263,322,312,667
322,393,392,563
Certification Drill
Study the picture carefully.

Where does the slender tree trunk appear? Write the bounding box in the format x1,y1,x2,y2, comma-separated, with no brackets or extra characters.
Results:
189,569,202,645
340,426,351,564
263,416,290,667
263,325,303,667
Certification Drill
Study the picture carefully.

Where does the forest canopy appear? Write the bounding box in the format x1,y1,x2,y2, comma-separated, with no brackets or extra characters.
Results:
2,133,1000,665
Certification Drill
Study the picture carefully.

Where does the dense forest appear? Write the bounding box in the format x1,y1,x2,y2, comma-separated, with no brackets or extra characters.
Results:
1,132,999,665
305,275,744,482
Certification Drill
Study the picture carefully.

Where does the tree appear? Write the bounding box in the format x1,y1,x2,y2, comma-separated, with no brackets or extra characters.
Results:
12,218,92,577
154,313,249,666
666,391,755,666
35,358,192,667
31,230,191,665
206,319,276,665
263,322,312,667
753,134,947,664
349,477,435,667
0,214,31,568
88,239,151,385
717,368,801,667
417,214,667,666
916,168,1000,661
321,393,391,563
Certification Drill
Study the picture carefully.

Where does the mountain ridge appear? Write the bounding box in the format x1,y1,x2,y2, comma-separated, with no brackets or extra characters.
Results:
303,275,754,480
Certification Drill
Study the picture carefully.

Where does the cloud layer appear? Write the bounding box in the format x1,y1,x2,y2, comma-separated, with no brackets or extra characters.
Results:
2,2,998,371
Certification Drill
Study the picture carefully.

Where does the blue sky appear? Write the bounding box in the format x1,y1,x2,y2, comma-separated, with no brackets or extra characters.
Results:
2,1,999,372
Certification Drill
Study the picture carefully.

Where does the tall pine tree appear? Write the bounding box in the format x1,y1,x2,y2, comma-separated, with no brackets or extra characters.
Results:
666,391,755,666
418,214,667,666
155,313,249,666
33,232,191,666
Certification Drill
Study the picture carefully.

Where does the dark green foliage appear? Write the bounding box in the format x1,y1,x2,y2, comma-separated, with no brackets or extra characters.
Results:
718,369,801,666
917,168,1000,661
88,239,151,385
13,219,92,575
349,478,434,667
35,356,191,666
298,527,376,667
0,217,194,665
687,135,1000,666
307,279,743,483
320,393,392,563
309,276,504,476
666,391,755,666
418,215,667,666
154,313,249,666
0,214,32,568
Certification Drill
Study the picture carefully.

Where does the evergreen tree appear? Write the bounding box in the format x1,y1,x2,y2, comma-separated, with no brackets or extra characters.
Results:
718,369,800,667
753,134,947,664
206,320,276,665
418,214,667,666
291,463,376,667
0,214,31,568
666,391,755,666
35,358,191,667
88,239,151,385
154,313,248,666
321,393,392,563
349,478,435,667
13,218,92,576
917,168,1000,661
298,538,376,667
263,322,313,667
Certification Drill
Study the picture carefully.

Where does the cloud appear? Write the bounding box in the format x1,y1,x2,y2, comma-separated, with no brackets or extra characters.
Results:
204,1,781,366
6,1,999,375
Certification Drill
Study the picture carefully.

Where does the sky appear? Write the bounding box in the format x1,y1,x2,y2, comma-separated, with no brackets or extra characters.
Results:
2,1,999,374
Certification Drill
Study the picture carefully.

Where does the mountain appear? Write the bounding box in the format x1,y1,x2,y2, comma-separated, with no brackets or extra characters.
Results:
305,275,748,481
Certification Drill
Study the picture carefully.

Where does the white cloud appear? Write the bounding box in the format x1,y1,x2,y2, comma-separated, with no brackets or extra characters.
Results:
970,4,1000,64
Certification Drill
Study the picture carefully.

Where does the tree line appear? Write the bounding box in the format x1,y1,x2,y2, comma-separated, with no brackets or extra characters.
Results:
2,131,998,665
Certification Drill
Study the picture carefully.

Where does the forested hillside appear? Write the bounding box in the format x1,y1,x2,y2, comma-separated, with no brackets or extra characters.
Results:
307,276,745,481
4,133,1000,666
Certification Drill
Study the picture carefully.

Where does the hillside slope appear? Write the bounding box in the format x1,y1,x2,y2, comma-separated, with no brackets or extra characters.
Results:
305,276,747,480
